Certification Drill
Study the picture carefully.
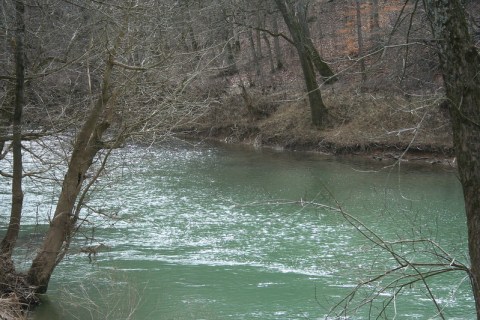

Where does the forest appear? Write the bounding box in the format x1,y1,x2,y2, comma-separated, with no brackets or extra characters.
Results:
1,0,480,319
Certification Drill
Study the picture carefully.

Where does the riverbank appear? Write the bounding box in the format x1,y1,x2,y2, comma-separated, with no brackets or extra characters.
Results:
183,86,455,166
0,294,27,320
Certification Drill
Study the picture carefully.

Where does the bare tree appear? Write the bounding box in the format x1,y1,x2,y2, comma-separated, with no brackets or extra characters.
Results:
0,0,214,305
328,0,480,317
324,201,468,319
0,0,25,261
273,0,333,127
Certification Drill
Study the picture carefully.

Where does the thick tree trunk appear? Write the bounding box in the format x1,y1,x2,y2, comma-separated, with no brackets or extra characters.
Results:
295,1,336,82
298,49,329,127
458,96,480,319
274,0,329,126
305,38,337,83
1,0,25,259
424,0,480,317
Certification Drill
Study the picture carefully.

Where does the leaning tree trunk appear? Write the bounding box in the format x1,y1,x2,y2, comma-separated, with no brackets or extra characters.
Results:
424,0,480,318
305,38,337,83
297,46,329,127
0,0,25,260
295,1,337,83
27,52,117,293
274,0,329,127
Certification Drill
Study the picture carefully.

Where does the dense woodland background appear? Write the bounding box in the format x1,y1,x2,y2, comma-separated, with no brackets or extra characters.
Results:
1,0,478,157
1,0,480,318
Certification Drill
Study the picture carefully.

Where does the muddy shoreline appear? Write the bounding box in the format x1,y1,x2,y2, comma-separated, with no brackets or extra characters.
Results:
182,127,456,168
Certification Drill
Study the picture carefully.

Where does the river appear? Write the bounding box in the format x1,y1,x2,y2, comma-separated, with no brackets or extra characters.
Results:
0,141,474,319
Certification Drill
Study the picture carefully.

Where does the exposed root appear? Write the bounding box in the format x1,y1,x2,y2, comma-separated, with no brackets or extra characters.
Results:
0,259,39,319
0,293,27,320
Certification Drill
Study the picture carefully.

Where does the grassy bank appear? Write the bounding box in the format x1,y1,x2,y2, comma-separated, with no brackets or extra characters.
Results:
186,84,454,165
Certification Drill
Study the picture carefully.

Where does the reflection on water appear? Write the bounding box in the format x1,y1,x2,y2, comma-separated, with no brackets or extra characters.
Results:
0,141,471,319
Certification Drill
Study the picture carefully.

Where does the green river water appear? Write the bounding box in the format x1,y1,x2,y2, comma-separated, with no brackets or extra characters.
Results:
0,141,474,319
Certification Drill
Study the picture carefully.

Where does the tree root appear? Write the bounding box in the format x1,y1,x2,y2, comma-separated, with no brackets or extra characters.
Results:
1,260,39,318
